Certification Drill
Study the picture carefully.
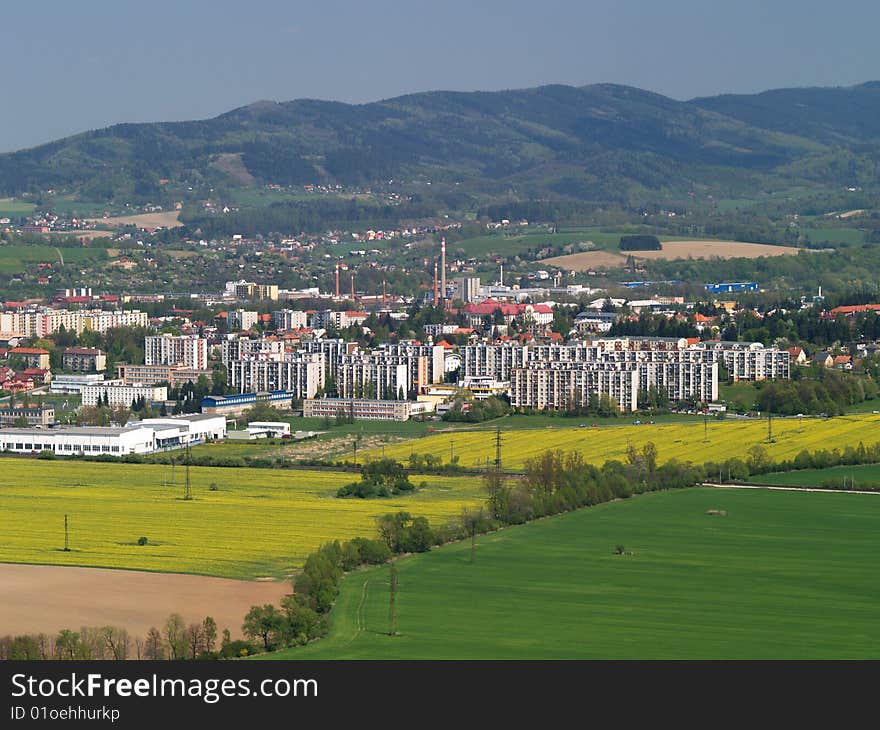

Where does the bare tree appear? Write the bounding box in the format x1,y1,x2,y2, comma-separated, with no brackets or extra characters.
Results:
101,626,130,660
186,623,204,660
145,627,164,660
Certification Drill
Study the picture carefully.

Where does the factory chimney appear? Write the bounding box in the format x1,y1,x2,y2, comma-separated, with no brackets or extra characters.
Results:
433,261,439,306
335,263,340,298
440,237,447,300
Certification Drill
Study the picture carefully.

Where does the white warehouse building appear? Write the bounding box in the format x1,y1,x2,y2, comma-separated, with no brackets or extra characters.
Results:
0,414,227,456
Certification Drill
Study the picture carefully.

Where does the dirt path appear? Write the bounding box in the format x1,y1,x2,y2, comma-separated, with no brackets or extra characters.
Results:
0,564,289,639
703,483,880,495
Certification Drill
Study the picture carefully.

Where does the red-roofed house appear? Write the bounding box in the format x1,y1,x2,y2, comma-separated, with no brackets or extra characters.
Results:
828,304,880,317
786,346,807,365
10,347,50,369
21,367,51,385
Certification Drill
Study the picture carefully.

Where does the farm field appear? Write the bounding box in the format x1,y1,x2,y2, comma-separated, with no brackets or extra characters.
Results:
85,211,182,229
544,240,803,270
0,198,36,216
361,413,880,471
263,487,880,659
760,463,880,488
0,459,483,579
0,564,288,640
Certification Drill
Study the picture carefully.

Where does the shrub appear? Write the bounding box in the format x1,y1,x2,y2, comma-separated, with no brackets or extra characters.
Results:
137,537,148,546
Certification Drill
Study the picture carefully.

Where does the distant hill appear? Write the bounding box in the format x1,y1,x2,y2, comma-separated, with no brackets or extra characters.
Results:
1,82,879,207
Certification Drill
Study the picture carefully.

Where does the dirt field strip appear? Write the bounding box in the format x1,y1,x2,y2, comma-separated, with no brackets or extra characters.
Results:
0,563,289,639
84,211,182,229
544,240,803,271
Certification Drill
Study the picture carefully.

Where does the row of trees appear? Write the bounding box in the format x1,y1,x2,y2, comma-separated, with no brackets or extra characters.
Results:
0,614,236,661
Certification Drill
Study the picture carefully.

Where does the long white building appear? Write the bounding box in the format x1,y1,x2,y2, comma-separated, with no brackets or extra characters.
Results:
0,308,148,338
463,339,720,411
0,414,226,456
81,381,168,407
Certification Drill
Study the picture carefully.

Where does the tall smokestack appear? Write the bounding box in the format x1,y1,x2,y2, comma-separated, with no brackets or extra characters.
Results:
335,263,340,298
350,274,355,301
383,278,387,304
440,237,446,300
500,263,503,286
433,261,439,306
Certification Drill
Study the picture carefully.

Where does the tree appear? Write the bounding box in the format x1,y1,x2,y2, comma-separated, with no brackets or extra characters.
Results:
163,613,187,660
747,444,770,474
145,627,164,660
242,605,284,652
186,623,205,660
202,616,218,655
100,626,130,660
641,442,658,477
54,629,83,660
484,468,509,520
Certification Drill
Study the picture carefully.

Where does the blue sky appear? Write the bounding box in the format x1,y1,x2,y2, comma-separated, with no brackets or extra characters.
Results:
2,0,878,152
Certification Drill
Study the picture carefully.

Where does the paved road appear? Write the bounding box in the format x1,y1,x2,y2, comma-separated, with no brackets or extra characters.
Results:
702,482,880,495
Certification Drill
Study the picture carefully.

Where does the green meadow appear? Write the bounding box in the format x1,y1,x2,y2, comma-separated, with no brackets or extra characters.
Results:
263,487,880,659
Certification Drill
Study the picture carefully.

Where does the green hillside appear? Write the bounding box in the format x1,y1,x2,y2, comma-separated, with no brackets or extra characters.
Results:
3,82,880,211
260,487,880,659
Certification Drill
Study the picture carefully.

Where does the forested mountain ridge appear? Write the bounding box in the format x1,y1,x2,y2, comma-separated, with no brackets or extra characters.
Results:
2,82,879,206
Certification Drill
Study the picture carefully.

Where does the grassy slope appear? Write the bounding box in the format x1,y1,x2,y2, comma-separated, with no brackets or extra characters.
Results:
0,459,482,579
363,413,880,471
0,244,106,274
263,487,880,659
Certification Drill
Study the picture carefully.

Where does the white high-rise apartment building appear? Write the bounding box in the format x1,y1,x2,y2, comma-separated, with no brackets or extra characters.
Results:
145,335,209,369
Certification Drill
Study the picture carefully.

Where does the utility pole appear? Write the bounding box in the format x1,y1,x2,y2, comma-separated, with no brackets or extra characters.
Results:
64,514,70,552
183,444,192,501
450,439,454,463
389,562,398,636
768,409,773,443
704,414,708,443
494,427,502,471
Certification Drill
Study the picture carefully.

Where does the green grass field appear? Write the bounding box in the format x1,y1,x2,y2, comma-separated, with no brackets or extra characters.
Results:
0,199,37,217
262,487,880,659
0,459,482,579
362,412,880,471
760,463,880,487
0,244,107,274
803,227,866,246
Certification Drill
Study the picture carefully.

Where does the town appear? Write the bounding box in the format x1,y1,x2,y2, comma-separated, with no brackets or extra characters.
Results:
0,231,874,460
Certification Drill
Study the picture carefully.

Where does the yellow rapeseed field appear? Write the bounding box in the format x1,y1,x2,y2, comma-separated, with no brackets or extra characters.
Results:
0,460,482,579
364,414,880,471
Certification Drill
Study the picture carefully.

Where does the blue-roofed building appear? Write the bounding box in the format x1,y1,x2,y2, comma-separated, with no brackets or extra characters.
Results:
704,282,759,294
201,390,297,416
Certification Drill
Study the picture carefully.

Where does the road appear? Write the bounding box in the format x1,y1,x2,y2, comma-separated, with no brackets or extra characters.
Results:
702,482,880,496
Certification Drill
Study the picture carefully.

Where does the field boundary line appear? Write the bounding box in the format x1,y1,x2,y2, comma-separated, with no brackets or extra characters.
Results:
702,482,880,495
